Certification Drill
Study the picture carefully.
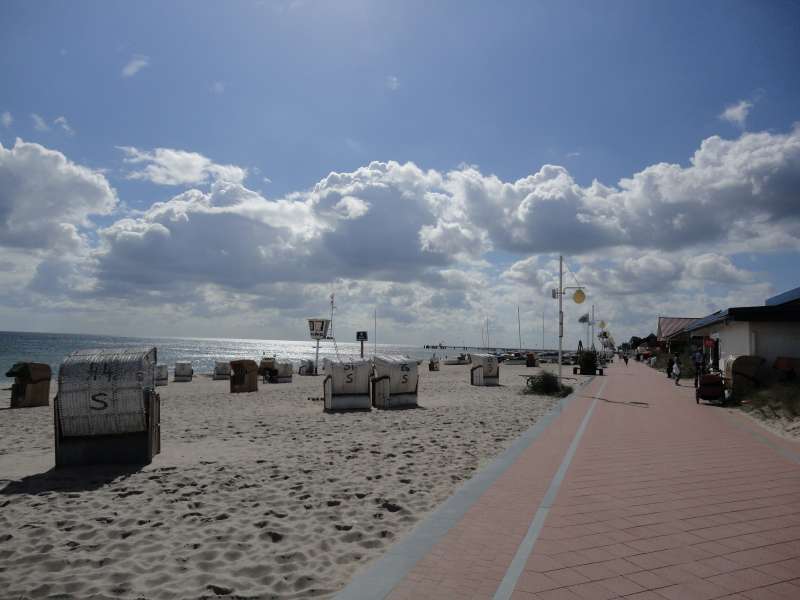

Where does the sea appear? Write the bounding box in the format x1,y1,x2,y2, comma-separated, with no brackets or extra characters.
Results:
0,331,434,386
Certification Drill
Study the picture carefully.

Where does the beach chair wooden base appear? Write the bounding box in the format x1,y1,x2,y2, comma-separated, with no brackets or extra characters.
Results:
471,366,500,386
173,376,192,382
155,378,168,387
54,390,161,467
374,393,418,409
10,380,50,408
323,376,371,412
270,376,293,384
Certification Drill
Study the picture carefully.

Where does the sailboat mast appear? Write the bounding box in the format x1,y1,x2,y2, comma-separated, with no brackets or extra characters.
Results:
517,306,522,352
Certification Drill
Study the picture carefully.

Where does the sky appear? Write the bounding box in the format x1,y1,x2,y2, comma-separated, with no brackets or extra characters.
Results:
1,0,799,349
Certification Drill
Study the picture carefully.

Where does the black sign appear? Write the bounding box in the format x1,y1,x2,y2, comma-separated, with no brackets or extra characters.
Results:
356,331,368,341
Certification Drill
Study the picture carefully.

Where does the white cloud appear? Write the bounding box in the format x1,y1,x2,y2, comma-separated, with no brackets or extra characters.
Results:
684,253,753,284
31,113,49,131
428,125,800,255
211,81,226,94
0,138,117,251
54,116,75,135
1,112,11,128
122,54,149,78
118,146,247,186
719,99,753,128
2,125,799,345
386,75,400,91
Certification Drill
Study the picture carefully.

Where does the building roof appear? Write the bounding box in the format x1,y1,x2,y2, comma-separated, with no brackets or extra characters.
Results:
765,285,800,307
685,305,800,333
657,316,701,340
682,285,800,335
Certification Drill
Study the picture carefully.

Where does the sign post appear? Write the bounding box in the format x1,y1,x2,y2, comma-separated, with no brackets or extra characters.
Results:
308,319,331,375
356,331,368,358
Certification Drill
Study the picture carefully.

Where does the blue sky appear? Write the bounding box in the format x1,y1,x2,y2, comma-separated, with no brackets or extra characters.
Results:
1,0,799,346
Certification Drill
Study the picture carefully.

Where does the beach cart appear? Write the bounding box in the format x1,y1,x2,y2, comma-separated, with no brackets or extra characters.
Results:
55,347,161,467
695,373,725,405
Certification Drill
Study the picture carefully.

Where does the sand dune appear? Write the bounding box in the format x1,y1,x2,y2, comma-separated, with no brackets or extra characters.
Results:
0,363,576,599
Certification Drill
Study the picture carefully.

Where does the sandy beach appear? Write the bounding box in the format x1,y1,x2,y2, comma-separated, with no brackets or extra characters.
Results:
0,362,579,600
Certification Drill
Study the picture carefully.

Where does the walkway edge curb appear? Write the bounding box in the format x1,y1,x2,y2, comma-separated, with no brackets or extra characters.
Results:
492,378,605,600
334,375,600,600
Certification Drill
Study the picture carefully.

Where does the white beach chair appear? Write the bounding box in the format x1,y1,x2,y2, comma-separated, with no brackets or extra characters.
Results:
322,358,371,411
55,347,161,467
174,362,193,382
213,361,230,380
271,361,293,383
470,353,500,386
372,355,419,409
155,364,169,387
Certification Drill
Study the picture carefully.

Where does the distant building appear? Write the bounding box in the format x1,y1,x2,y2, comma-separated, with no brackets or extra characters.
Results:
684,286,800,372
656,316,702,352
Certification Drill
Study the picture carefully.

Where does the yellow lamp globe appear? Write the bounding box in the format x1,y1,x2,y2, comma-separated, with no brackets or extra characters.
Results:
572,289,586,304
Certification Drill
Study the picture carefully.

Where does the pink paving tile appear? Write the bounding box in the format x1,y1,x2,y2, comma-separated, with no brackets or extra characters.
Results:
515,572,562,594
596,575,647,596
707,568,782,593
544,568,590,588
533,588,586,600
626,569,676,590
655,579,734,600
566,581,620,600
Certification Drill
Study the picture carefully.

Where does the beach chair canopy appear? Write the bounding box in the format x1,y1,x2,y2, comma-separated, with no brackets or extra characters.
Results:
373,354,419,394
6,362,51,383
322,357,371,395
57,347,156,437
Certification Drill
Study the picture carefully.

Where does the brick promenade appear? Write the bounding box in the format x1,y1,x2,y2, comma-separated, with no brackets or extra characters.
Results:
371,361,800,600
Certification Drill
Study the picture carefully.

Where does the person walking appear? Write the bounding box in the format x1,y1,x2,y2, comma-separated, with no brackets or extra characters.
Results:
673,354,682,386
667,355,674,379
692,347,704,388
623,353,629,366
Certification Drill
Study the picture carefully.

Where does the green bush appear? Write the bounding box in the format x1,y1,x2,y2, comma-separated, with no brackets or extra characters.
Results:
523,371,573,397
579,350,597,374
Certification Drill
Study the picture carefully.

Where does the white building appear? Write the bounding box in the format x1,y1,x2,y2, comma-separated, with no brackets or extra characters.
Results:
684,286,800,373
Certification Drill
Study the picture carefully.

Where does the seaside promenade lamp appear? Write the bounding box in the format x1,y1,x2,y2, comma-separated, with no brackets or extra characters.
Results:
551,255,587,389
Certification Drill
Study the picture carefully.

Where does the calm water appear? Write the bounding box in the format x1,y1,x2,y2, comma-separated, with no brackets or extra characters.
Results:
0,331,432,386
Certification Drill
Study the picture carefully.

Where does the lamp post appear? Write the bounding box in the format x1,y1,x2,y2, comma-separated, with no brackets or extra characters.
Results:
551,255,586,389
